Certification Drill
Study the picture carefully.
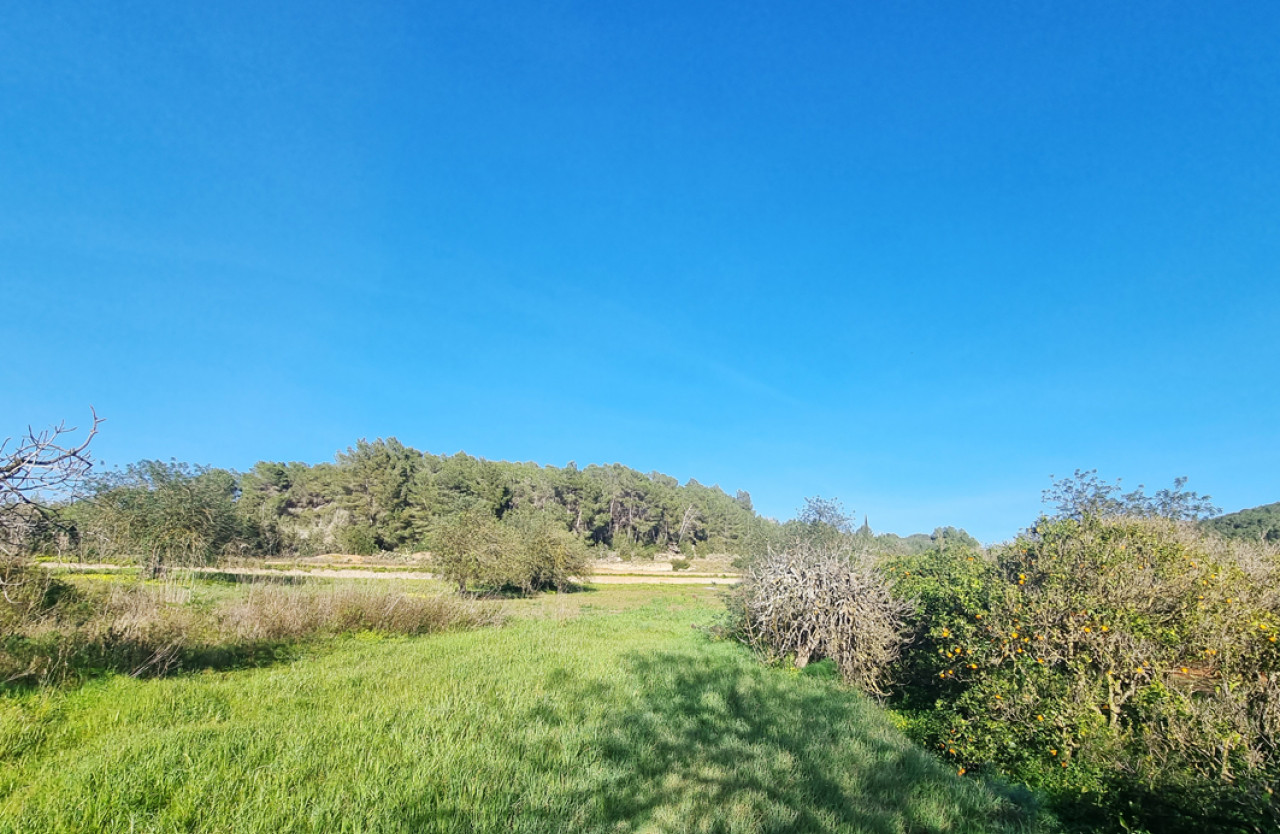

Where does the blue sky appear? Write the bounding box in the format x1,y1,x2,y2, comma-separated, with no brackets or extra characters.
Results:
3,1,1278,541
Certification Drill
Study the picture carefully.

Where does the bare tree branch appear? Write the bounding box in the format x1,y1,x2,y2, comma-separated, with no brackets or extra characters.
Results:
0,408,102,557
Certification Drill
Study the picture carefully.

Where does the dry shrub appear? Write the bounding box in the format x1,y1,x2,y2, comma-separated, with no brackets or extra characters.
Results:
89,581,202,676
727,543,912,696
0,559,72,631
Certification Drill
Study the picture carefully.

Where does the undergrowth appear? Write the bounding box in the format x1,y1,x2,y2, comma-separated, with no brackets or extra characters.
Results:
1,562,503,686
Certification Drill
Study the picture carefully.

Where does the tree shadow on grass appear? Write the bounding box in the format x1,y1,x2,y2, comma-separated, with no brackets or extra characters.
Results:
0,633,305,692
193,570,316,586
565,653,1039,833
398,642,1045,833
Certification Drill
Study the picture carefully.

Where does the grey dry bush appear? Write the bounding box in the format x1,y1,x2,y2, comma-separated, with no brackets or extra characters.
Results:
728,543,913,696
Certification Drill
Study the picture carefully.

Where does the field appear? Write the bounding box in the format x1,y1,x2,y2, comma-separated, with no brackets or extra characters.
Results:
0,580,1042,833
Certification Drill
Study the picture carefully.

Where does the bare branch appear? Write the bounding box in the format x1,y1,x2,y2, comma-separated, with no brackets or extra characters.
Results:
1,409,102,557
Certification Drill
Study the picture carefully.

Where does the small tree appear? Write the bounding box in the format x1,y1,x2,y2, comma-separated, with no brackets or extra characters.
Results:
79,460,246,577
1044,470,1219,522
431,507,517,593
792,496,855,551
1,411,100,621
505,509,592,593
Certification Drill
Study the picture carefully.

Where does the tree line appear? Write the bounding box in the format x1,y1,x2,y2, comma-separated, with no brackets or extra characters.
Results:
3,412,983,588
32,438,784,572
25,438,971,578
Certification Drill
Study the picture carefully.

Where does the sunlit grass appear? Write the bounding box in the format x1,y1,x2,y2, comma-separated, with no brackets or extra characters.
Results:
0,585,1047,833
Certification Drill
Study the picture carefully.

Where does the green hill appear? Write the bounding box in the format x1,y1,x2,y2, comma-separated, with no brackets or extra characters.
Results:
1202,501,1280,542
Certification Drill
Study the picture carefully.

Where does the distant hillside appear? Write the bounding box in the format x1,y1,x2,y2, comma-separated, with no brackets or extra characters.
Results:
1202,502,1280,543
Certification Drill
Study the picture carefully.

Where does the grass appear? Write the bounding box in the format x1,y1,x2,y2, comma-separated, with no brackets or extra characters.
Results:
0,584,1047,833
2,569,500,685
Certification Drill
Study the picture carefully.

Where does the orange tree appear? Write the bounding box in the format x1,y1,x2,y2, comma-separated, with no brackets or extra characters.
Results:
886,515,1280,832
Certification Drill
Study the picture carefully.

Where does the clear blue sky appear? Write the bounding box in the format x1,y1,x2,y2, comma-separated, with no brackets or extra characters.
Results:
3,2,1278,542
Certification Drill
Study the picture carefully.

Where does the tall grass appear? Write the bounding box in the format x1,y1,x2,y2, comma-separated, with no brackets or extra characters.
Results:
0,586,1048,833
1,566,503,685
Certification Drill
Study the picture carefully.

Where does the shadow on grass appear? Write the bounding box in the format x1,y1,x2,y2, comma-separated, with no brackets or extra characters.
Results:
468,582,598,600
184,570,316,586
1,634,305,693
1046,773,1279,834
575,654,1038,833
399,645,1045,833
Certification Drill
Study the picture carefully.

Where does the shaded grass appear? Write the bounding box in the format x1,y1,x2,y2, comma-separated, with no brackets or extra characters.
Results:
0,586,1048,833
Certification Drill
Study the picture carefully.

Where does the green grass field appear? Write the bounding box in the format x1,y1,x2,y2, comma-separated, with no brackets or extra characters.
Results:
0,583,1045,833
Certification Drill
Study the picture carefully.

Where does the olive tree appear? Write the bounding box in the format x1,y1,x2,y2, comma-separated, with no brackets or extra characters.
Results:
80,460,247,577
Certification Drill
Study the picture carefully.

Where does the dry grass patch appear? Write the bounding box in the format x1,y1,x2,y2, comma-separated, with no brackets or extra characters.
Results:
219,583,504,642
1,563,503,686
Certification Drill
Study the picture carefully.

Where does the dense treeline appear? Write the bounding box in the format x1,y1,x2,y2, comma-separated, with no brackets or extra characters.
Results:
47,439,966,577
44,439,781,572
234,438,774,558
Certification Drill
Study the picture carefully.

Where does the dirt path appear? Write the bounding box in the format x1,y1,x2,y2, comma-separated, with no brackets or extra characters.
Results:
38,562,440,581
39,562,740,585
587,574,739,585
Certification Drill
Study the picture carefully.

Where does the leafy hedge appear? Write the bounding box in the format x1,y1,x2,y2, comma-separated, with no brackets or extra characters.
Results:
729,517,1280,832
890,516,1279,831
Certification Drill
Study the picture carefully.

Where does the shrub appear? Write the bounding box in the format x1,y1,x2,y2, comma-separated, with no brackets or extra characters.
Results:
338,523,379,557
0,559,76,633
432,508,591,595
888,516,1280,831
726,543,912,696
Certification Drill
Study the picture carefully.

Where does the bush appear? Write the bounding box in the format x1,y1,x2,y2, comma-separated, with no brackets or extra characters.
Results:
887,516,1280,832
432,508,591,595
726,543,912,696
338,524,379,557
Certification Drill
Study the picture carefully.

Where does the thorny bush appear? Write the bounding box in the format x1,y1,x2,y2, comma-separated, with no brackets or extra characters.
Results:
725,543,912,696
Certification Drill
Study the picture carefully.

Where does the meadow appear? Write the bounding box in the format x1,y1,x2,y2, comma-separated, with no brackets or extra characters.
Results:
0,579,1043,834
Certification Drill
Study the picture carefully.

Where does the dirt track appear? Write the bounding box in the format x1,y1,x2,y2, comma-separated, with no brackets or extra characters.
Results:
39,562,740,585
582,574,739,585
